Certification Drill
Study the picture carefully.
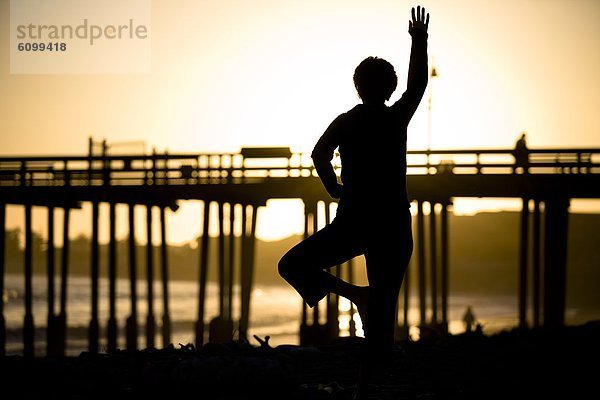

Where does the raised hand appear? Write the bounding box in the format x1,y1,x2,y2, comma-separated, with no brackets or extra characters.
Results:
409,5,429,33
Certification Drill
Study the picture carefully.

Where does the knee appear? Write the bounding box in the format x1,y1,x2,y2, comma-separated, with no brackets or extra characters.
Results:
277,252,296,280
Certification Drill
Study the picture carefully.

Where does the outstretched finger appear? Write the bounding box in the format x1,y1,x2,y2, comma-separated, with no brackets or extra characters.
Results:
426,12,430,26
411,7,416,22
417,6,421,21
421,7,426,22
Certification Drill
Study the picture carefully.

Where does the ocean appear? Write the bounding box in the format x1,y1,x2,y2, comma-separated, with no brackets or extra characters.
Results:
2,274,595,356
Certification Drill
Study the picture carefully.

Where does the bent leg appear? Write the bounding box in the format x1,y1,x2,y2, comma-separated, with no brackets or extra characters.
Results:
278,218,365,308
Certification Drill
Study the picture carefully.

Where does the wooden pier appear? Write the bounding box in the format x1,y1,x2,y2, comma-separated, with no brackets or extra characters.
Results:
1,139,599,356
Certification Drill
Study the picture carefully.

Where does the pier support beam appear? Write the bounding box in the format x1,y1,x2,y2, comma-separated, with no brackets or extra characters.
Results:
24,204,34,358
543,197,569,329
46,206,58,356
0,203,6,356
239,204,249,339
396,252,411,341
300,200,318,345
532,200,542,328
440,202,449,333
107,203,118,352
159,206,171,347
89,201,100,353
348,258,356,337
146,205,156,348
324,202,339,340
126,204,138,351
57,207,71,355
300,204,310,343
519,198,530,329
209,202,234,342
239,204,258,340
312,202,320,328
429,202,438,326
298,199,338,345
416,201,427,328
195,201,211,346
227,204,235,323
218,202,225,319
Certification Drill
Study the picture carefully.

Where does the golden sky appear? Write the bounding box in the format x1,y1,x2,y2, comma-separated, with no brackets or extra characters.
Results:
1,0,599,243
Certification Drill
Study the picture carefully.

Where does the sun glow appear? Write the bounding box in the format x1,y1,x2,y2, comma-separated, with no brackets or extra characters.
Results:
1,0,599,242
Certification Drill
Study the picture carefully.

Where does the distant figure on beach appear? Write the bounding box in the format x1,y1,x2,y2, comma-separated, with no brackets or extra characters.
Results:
463,306,476,333
278,5,430,399
513,132,529,173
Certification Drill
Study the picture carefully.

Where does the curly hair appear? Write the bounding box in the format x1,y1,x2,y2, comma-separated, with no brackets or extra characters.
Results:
353,57,398,103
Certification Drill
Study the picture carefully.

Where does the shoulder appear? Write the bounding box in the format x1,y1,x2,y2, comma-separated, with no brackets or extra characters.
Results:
338,104,367,122
336,106,361,121
323,105,363,133
326,108,353,130
345,104,363,116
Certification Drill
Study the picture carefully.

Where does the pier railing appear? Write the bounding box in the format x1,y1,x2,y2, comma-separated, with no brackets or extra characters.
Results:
0,147,599,187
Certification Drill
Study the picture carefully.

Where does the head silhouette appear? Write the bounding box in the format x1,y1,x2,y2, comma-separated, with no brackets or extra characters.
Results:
353,57,398,104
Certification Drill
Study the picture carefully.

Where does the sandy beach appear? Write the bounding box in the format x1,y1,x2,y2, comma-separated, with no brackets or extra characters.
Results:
1,321,598,399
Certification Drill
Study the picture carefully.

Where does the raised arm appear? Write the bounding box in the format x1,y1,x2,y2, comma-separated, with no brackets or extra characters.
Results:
391,6,430,120
311,115,344,199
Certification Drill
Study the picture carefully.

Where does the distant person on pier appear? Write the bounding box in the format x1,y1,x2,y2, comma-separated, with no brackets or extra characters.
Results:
278,5,430,399
463,305,476,334
513,132,529,173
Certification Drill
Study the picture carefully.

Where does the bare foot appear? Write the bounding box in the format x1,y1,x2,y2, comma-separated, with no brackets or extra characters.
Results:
353,286,370,335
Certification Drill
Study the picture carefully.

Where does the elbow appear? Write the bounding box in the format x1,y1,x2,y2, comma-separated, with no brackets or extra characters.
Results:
420,66,429,85
310,149,318,161
311,149,328,167
419,73,428,89
311,155,326,170
310,150,319,165
415,70,429,92
407,75,428,97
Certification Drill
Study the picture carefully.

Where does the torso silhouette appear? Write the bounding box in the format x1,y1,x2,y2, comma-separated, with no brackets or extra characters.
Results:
311,28,428,217
320,103,411,209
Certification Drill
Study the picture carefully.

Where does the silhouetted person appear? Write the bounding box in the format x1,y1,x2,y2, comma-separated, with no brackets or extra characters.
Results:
513,132,529,173
463,305,476,334
278,6,430,399
474,322,484,336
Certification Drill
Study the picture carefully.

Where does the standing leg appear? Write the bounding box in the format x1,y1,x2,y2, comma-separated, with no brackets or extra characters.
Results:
357,211,413,398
